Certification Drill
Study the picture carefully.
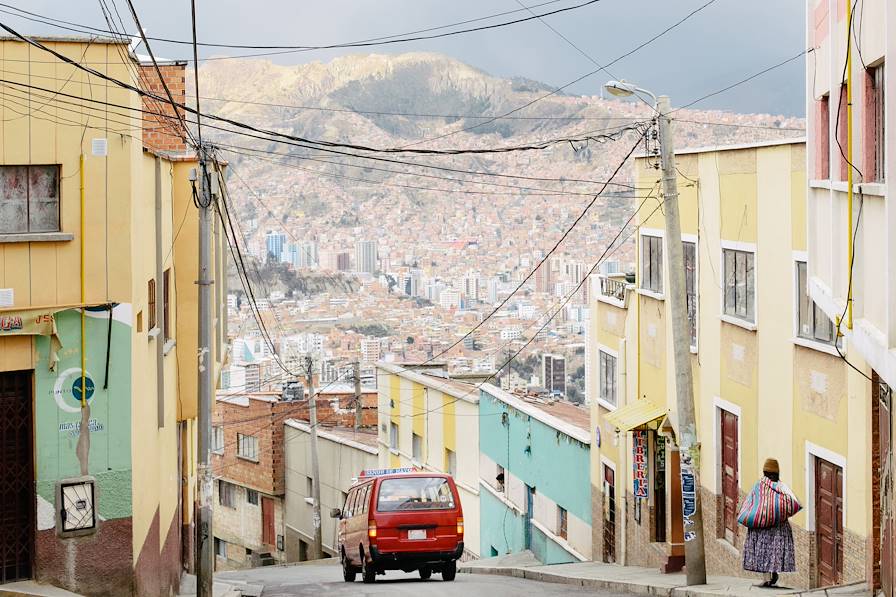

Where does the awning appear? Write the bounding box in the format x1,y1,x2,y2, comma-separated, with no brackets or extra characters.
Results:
603,398,667,432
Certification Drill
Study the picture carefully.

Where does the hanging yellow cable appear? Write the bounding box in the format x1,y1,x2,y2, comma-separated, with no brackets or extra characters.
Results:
845,0,854,330
80,153,87,407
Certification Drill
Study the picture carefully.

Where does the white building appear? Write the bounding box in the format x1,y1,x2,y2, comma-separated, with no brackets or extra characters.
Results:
355,240,378,275
439,288,462,310
360,337,382,363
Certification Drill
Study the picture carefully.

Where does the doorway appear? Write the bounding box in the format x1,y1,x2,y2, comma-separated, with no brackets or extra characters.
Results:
524,485,535,551
262,497,275,547
0,370,34,584
815,457,843,586
720,409,739,543
602,464,616,563
873,374,893,597
653,434,667,543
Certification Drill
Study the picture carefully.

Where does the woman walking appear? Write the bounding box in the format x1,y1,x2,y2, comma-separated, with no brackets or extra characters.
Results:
740,459,800,588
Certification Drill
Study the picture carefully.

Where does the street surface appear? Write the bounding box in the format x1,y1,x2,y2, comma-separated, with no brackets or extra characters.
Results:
217,561,629,597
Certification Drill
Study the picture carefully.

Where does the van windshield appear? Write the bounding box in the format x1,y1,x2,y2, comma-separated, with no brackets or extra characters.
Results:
376,477,455,512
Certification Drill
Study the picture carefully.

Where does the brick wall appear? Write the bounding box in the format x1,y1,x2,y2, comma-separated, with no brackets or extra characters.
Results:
138,63,189,153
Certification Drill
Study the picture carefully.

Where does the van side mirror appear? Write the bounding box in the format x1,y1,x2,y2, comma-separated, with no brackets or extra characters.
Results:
330,508,342,519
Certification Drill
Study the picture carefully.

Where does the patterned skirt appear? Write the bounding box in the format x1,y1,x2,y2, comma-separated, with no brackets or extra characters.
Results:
742,521,796,573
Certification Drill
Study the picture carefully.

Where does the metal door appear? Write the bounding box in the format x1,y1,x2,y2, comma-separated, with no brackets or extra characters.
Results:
262,497,275,546
815,457,843,586
721,410,739,542
603,465,616,563
654,434,667,543
524,485,535,550
0,371,34,584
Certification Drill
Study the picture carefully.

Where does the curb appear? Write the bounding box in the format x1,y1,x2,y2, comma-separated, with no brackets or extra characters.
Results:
460,566,865,597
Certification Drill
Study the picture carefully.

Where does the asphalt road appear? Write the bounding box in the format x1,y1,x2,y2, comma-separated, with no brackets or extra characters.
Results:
217,561,628,597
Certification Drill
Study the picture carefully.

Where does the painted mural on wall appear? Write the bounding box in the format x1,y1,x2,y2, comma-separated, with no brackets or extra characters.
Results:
34,305,133,528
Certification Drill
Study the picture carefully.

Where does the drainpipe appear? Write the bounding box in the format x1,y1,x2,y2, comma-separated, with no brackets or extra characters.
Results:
619,338,628,566
845,0,854,330
76,153,90,477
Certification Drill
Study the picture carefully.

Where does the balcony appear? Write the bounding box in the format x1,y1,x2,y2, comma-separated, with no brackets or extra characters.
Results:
596,273,634,308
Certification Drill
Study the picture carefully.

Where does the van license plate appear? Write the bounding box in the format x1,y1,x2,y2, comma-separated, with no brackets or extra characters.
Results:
408,529,426,540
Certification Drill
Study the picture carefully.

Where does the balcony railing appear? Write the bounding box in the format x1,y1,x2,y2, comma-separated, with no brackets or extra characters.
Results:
599,275,628,301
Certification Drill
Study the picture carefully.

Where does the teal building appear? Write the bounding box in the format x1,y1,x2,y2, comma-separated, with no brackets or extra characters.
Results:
478,383,592,563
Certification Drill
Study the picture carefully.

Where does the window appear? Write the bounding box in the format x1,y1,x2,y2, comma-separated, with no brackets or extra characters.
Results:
496,465,505,492
343,489,356,517
796,261,836,345
641,235,663,294
246,488,259,505
866,64,885,181
237,433,258,461
306,476,313,497
445,448,456,477
218,480,235,508
148,279,157,331
723,249,755,323
684,241,697,348
0,165,60,234
389,422,398,450
211,426,224,454
558,506,568,540
214,537,226,558
412,433,423,462
598,350,617,407
162,268,171,341
359,485,370,514
377,477,455,511
816,95,830,179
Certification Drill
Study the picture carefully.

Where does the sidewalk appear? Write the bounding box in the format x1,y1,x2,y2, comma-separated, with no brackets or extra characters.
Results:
459,553,871,597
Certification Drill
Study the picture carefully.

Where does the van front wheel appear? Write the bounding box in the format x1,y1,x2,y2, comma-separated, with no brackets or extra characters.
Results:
441,560,457,581
419,567,432,580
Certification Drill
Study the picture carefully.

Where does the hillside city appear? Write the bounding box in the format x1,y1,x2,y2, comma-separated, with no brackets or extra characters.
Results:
0,2,894,597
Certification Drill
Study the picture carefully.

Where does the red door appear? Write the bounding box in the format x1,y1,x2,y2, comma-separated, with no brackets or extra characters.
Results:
603,465,616,563
816,458,843,586
262,497,275,546
720,410,739,542
878,380,893,597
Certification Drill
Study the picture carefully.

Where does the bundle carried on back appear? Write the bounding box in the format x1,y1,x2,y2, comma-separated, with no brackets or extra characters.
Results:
737,476,802,529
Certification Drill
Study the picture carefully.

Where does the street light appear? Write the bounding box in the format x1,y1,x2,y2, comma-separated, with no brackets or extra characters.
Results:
602,80,658,107
602,79,707,587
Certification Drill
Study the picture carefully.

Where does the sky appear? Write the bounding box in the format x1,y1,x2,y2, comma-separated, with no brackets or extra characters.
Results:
8,0,807,116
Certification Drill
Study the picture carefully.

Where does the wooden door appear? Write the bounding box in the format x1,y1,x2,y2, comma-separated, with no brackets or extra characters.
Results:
816,458,843,586
720,410,739,542
262,497,275,546
0,371,34,584
603,465,616,563
879,381,893,597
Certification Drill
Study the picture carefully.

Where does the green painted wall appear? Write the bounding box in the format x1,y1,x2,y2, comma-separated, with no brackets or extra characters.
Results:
34,306,133,520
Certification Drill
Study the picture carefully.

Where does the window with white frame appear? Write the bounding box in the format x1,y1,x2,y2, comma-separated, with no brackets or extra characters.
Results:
684,241,697,348
389,422,398,450
723,248,755,323
445,448,456,477
211,426,224,454
796,261,836,345
641,235,663,294
236,433,258,462
412,433,423,461
598,350,617,407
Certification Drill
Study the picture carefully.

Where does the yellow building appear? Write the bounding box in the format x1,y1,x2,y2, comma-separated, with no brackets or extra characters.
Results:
0,36,225,595
376,362,481,559
588,139,877,589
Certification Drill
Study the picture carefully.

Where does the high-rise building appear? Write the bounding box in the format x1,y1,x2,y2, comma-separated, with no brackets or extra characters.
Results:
534,262,552,293
265,230,286,263
336,252,351,272
439,289,461,310
462,271,480,302
542,354,566,397
360,337,382,363
487,278,500,304
355,240,378,274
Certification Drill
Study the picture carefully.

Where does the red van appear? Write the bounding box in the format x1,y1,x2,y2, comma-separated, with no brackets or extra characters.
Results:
332,468,464,583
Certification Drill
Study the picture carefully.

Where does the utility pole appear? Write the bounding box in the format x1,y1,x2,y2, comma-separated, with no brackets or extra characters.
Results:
353,361,363,430
195,154,215,596
656,95,707,585
306,355,323,559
